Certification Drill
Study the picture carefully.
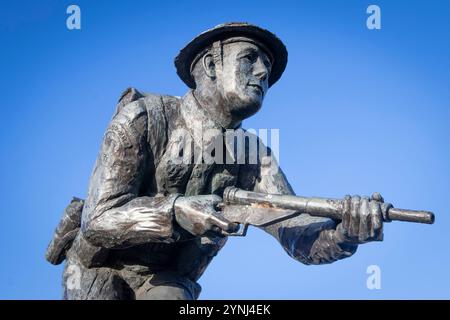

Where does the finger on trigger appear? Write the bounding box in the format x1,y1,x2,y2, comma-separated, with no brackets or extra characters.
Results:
208,214,233,232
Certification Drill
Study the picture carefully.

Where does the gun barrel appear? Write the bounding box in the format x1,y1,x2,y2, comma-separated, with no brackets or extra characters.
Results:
223,187,434,225
386,208,434,224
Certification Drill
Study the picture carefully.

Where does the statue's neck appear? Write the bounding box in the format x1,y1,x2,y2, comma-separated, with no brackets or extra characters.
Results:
192,89,241,130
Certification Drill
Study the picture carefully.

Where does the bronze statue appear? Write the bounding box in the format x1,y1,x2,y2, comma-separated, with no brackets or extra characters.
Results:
46,22,434,300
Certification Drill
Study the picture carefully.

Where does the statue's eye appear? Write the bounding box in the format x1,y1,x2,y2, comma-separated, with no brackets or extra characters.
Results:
241,53,255,62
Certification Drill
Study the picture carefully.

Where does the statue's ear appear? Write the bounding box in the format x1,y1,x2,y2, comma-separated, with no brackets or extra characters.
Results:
202,53,216,79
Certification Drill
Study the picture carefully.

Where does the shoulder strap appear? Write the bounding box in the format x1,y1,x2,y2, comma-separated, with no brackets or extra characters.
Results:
114,87,168,166
142,94,168,169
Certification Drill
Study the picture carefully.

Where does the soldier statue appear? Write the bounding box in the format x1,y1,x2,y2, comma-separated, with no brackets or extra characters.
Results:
46,23,393,300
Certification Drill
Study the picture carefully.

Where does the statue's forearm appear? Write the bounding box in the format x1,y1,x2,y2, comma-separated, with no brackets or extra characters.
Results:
305,227,358,265
82,194,180,249
275,216,357,265
240,145,358,265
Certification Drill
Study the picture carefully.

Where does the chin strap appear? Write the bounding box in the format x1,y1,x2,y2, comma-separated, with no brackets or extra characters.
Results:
212,40,223,80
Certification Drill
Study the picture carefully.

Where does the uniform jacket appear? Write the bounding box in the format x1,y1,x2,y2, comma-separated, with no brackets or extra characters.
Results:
73,88,357,282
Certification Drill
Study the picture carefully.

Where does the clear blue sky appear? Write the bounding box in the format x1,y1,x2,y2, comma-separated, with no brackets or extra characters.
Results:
1,0,449,299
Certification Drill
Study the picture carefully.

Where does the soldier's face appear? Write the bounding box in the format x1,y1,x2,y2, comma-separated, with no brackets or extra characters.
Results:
220,41,272,119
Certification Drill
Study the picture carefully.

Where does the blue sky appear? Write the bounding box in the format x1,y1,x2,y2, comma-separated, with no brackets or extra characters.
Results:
0,0,449,299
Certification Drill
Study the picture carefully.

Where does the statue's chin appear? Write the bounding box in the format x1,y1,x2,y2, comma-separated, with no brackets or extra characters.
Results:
223,91,263,121
231,99,262,120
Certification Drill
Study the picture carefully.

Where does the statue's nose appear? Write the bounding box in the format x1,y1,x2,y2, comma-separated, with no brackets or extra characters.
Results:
253,58,269,81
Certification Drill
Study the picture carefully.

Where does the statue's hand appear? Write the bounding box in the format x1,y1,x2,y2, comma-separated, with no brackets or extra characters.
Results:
335,193,386,244
174,195,238,237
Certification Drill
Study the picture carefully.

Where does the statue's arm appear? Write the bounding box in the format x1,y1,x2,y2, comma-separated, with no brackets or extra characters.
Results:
238,147,357,265
81,101,179,249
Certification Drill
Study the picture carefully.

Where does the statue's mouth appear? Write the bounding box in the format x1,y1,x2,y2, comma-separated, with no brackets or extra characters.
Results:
247,83,263,95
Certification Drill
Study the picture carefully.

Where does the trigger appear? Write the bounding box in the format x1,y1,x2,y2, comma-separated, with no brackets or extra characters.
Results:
224,223,248,237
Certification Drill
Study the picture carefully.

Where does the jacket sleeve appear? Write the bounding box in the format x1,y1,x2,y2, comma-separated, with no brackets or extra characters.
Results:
81,99,179,249
238,143,357,265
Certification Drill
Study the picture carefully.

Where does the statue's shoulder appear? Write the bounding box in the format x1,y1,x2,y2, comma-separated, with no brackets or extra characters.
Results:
112,87,147,119
114,87,180,120
118,87,145,107
113,88,181,156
